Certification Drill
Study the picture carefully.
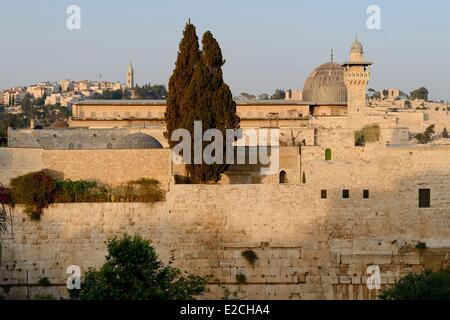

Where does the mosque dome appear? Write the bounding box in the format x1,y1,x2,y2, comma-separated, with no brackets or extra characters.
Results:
351,38,363,53
302,61,348,104
116,133,163,149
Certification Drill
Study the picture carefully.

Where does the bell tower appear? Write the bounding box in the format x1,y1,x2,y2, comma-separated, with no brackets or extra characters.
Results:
342,37,372,114
126,61,134,89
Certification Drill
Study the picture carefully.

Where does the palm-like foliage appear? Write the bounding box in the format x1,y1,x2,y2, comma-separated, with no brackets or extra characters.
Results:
0,183,11,237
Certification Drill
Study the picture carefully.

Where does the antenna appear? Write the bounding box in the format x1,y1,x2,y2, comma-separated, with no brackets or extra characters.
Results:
331,48,334,62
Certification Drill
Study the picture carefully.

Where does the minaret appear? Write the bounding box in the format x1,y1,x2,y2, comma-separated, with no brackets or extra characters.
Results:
126,61,134,89
342,37,372,114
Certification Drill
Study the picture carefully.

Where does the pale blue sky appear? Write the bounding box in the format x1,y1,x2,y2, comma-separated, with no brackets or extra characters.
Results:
1,0,449,100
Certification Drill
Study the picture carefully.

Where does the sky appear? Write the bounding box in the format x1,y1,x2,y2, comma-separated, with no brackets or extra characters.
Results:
0,0,449,101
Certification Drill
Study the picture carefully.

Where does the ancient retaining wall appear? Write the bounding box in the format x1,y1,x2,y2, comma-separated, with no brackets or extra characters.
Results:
1,145,450,299
1,182,449,300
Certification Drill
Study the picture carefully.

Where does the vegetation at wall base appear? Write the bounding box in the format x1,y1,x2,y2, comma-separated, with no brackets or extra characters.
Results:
76,234,208,300
379,269,450,300
37,276,51,286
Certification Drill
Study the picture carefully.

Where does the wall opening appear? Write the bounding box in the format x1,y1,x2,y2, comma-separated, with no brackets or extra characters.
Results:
325,148,332,161
342,189,349,199
419,189,430,208
321,190,327,199
279,170,287,184
363,190,370,199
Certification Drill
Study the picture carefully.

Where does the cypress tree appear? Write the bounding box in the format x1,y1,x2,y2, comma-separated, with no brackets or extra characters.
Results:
164,21,201,147
181,31,240,183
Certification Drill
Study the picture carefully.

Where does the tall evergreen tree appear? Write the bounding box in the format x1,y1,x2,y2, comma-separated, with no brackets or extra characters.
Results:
164,21,201,147
181,31,240,183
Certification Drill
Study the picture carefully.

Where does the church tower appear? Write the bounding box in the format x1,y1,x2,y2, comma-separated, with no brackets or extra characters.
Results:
342,37,372,114
126,61,134,89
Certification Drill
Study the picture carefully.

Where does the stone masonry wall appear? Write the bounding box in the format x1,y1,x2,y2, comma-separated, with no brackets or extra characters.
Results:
0,148,171,187
1,143,450,299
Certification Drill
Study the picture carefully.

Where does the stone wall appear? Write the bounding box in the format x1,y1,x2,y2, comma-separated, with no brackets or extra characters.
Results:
1,145,450,300
0,148,171,187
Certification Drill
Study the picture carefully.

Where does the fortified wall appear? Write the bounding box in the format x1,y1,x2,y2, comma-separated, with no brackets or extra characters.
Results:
0,148,171,187
1,145,450,300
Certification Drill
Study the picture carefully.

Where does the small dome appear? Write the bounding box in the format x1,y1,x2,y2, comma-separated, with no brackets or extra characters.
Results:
351,38,363,53
116,133,163,149
51,120,69,129
302,61,347,104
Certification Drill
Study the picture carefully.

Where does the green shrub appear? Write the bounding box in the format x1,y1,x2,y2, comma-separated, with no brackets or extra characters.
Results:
37,276,51,286
32,293,57,300
355,124,380,146
79,234,208,300
122,179,165,203
236,273,246,284
54,180,105,203
415,125,435,144
241,250,258,265
9,171,58,220
416,242,427,250
379,269,450,300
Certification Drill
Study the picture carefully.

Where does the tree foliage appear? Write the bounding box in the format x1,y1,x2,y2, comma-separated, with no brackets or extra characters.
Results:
164,21,201,147
410,87,429,101
442,127,449,139
77,234,208,300
180,31,240,183
379,269,450,300
415,124,435,144
133,83,167,100
271,89,285,100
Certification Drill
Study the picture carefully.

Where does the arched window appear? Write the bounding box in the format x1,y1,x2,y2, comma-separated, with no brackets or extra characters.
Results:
102,112,107,119
68,143,74,150
125,112,131,118
90,112,96,118
325,148,332,161
279,170,287,184
107,143,113,149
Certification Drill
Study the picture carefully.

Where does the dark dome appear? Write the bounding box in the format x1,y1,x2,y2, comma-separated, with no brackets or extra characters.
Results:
302,61,347,104
116,133,163,149
51,120,69,129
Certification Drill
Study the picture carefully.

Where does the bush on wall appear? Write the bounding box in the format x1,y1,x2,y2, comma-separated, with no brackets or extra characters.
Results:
9,170,58,220
54,180,107,203
9,172,166,220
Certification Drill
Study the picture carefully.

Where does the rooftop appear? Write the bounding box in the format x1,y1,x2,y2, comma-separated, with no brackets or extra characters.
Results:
74,99,346,106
